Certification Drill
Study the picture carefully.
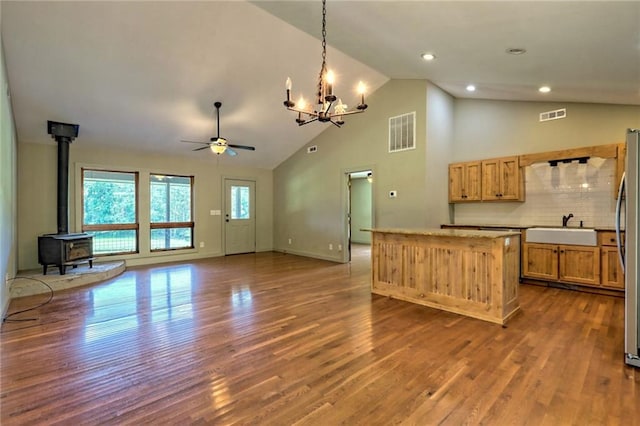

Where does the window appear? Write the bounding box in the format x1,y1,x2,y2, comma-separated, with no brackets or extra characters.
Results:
230,185,250,220
82,169,139,255
150,174,194,251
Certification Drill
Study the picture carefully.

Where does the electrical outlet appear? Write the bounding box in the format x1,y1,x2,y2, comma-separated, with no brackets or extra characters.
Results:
329,243,333,250
199,242,205,248
288,238,292,245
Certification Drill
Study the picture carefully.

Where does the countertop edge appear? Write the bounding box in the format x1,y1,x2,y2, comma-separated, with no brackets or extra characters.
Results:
363,228,521,239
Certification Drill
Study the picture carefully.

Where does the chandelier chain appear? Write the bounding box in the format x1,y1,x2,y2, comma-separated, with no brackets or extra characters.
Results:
318,0,327,101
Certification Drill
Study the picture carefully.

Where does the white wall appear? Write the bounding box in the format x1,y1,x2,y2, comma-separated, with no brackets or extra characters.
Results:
1,6,20,316
17,142,273,270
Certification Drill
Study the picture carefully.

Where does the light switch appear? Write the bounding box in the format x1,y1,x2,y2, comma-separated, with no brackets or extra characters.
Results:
210,210,221,216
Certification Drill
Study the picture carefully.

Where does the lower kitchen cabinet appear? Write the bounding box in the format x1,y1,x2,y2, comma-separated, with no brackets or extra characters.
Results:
522,243,600,286
598,230,625,290
558,245,600,286
522,243,558,280
601,247,624,289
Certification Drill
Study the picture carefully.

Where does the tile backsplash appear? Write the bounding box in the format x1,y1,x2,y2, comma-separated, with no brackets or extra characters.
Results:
454,158,622,228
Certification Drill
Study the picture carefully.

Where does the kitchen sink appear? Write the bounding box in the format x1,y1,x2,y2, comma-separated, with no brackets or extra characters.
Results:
526,227,597,246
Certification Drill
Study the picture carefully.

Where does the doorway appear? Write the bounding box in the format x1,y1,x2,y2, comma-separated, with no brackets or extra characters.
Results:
224,179,256,255
346,170,373,261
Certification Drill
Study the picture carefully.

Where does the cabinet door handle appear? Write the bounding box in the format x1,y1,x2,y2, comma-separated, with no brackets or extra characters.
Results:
560,250,565,254
553,250,558,253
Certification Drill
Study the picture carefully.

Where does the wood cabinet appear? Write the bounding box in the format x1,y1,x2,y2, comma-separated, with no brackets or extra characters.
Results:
601,247,624,289
449,161,481,202
522,243,600,286
369,228,521,325
522,243,559,280
481,156,523,201
449,156,523,203
599,231,625,289
558,245,600,286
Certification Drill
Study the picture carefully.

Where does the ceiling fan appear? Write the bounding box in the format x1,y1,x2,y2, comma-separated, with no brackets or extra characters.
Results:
181,101,256,156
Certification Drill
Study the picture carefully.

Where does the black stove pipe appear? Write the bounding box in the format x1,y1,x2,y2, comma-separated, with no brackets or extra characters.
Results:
56,136,71,234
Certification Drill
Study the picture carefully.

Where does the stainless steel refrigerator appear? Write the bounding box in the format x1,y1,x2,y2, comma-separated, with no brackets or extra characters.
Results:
617,128,640,367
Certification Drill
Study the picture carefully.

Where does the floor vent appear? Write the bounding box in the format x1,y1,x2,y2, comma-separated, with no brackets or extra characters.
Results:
389,112,416,152
540,108,566,122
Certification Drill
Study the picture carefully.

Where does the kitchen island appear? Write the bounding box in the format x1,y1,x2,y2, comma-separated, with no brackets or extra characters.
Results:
366,228,521,325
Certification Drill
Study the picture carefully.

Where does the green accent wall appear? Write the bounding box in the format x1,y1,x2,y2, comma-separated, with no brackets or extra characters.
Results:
1,10,20,316
350,177,372,244
452,99,640,161
273,80,454,262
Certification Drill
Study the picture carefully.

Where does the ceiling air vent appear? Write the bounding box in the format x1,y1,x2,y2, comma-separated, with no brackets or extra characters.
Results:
389,111,416,153
539,108,566,122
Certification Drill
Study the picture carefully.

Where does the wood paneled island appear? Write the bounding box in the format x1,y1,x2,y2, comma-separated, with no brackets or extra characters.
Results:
366,228,521,325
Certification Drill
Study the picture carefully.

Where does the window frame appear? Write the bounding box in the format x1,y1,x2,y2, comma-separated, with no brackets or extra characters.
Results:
81,168,140,256
149,173,195,252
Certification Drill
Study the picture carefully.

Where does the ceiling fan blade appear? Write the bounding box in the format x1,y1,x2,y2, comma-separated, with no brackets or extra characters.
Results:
180,139,209,145
228,144,256,151
193,145,210,151
225,147,238,157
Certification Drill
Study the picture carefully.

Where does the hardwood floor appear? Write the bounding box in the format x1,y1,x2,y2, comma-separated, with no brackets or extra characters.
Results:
1,247,638,425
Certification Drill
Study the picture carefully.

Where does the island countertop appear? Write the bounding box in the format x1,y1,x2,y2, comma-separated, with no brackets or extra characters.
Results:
363,227,521,239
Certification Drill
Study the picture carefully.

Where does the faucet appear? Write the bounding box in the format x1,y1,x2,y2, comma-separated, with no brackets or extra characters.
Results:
562,213,574,227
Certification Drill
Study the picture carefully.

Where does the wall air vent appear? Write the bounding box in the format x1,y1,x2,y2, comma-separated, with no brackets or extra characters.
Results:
307,145,318,153
539,108,566,122
389,111,416,153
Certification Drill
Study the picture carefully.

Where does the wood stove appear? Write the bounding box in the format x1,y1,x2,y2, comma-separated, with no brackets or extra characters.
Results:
38,121,94,275
38,234,94,275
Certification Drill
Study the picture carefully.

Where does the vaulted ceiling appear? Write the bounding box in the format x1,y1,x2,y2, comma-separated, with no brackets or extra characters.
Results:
2,1,639,169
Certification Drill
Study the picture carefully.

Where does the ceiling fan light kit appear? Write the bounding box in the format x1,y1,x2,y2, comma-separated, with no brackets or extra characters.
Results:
283,0,368,128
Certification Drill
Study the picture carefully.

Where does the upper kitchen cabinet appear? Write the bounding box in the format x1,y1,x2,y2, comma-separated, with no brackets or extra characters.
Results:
449,156,523,203
481,156,524,201
449,161,481,202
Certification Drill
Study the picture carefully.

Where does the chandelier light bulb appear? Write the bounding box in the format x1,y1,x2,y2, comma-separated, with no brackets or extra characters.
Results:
286,77,292,91
325,70,335,85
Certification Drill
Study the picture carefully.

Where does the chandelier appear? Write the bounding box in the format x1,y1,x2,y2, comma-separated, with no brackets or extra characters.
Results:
283,0,368,127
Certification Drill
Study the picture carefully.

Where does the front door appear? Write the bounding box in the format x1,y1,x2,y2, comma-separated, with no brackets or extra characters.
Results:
224,179,256,255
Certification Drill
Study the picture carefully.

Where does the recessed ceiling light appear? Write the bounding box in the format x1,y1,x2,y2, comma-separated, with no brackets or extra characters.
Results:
466,84,476,92
539,86,551,93
421,53,436,61
506,47,527,55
